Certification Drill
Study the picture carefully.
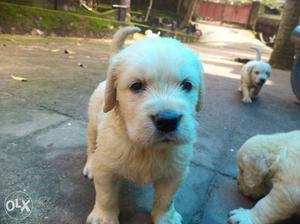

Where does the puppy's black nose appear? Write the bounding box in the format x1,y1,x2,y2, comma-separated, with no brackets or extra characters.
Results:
152,111,181,133
259,78,266,84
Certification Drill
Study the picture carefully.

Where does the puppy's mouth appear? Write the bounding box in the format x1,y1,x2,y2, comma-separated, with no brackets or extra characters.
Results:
160,137,174,143
154,132,187,145
156,135,176,143
256,80,266,86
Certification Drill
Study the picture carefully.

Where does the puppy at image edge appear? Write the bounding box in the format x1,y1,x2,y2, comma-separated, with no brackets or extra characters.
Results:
83,27,205,224
239,47,271,104
228,130,300,224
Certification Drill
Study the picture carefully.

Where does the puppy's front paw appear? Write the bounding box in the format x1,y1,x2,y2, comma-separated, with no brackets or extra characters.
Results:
87,208,119,224
228,208,254,224
242,97,252,104
153,208,182,224
83,160,93,180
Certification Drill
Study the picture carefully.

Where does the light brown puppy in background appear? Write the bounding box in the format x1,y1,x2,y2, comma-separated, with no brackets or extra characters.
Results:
228,130,300,224
83,27,205,224
239,47,271,103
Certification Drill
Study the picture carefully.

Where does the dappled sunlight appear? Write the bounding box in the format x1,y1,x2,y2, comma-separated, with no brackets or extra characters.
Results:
199,23,265,46
192,46,271,65
204,63,241,80
202,55,240,79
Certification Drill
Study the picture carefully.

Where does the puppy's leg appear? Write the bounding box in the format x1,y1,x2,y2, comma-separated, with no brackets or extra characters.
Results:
241,84,252,104
151,176,183,224
87,171,120,224
83,123,97,179
250,85,262,99
228,186,298,224
238,80,242,92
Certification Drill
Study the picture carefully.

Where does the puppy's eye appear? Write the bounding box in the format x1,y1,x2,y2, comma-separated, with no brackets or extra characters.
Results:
130,81,145,93
181,81,193,92
255,71,259,75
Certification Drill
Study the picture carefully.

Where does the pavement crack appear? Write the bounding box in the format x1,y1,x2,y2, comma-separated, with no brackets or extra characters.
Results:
190,161,236,180
191,173,218,223
1,90,83,121
38,104,76,120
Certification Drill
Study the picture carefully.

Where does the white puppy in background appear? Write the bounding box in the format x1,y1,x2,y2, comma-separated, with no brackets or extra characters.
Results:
83,27,205,224
239,47,271,103
228,130,300,224
145,29,161,38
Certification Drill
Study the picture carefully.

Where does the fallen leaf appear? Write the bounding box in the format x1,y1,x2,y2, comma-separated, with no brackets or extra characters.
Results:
78,62,87,68
11,75,27,82
64,49,75,54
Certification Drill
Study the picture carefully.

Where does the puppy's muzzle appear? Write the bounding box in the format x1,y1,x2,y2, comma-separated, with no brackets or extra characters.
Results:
151,111,182,133
258,78,266,85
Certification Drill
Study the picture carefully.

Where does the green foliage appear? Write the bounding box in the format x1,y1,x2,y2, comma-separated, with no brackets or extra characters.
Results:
0,2,195,42
223,0,283,9
260,0,282,9
0,2,120,36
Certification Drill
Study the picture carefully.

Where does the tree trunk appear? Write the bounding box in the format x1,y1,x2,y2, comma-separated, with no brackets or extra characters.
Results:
178,0,198,28
54,0,58,10
269,0,300,70
177,0,183,15
120,0,131,22
144,0,153,22
137,0,141,11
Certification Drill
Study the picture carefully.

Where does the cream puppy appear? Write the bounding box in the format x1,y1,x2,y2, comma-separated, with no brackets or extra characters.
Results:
239,47,271,103
83,27,205,224
145,29,161,38
228,131,300,224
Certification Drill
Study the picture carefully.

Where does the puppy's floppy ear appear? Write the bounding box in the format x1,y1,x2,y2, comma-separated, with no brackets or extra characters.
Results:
103,59,121,113
243,170,257,188
196,69,205,112
103,27,140,113
255,156,269,175
242,155,269,188
270,147,289,171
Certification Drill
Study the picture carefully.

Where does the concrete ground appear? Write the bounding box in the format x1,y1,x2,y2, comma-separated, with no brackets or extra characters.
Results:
0,24,300,224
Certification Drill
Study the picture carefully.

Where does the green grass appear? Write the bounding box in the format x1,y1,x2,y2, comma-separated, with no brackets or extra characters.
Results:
0,2,195,42
74,4,116,18
0,2,120,37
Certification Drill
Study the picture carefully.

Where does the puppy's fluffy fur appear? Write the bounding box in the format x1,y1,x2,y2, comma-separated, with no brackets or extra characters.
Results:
228,131,300,224
83,27,205,224
239,47,271,103
145,29,160,38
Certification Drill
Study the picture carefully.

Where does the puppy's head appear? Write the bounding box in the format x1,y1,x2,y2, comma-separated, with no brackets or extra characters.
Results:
247,61,271,86
236,139,276,199
104,38,205,148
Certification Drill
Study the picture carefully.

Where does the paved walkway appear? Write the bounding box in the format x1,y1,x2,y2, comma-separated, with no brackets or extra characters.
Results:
0,24,299,224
